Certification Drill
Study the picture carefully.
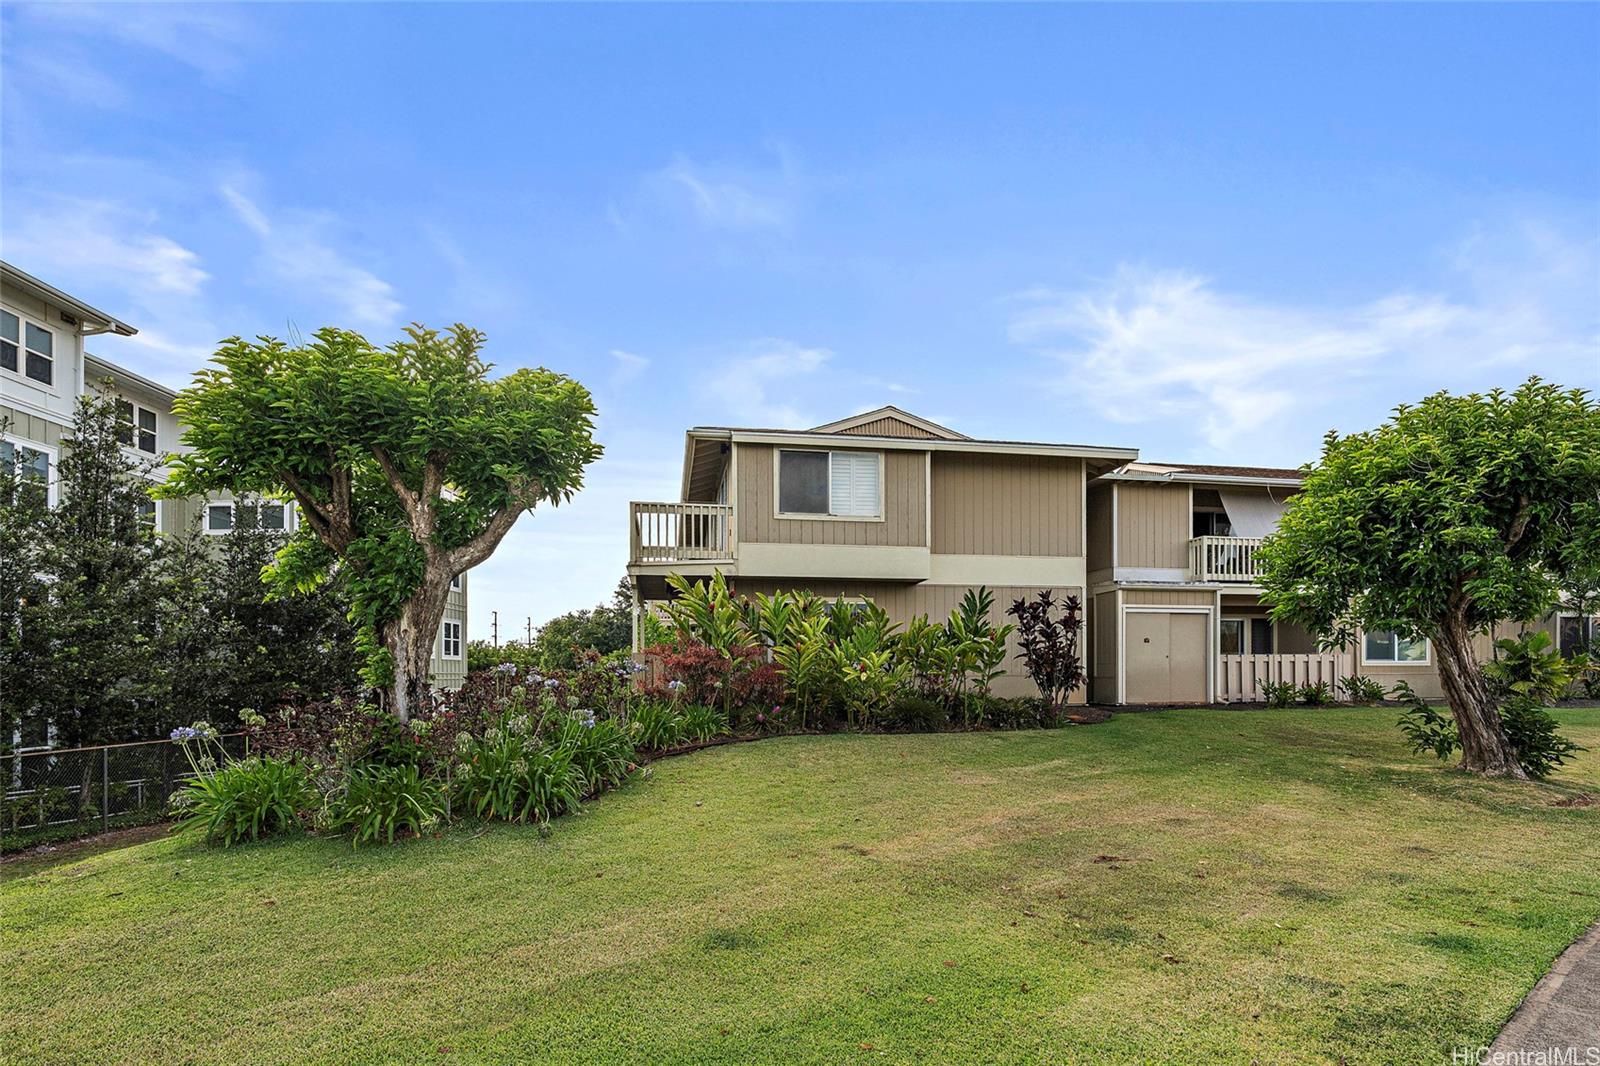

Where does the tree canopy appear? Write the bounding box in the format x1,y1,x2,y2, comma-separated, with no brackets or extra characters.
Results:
1260,378,1600,776
162,324,602,718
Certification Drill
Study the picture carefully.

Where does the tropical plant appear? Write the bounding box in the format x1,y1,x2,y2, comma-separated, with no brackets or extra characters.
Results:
1483,631,1581,704
680,703,729,742
326,761,448,845
1338,675,1388,704
1393,681,1460,761
169,724,317,846
1496,696,1584,779
883,693,949,732
770,613,837,729
552,714,636,794
163,324,602,721
452,718,584,824
1259,680,1298,708
1297,681,1333,706
627,700,688,751
1259,379,1599,777
1007,590,1084,713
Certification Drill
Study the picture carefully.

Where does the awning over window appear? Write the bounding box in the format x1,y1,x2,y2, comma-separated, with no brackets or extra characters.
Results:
1218,489,1288,538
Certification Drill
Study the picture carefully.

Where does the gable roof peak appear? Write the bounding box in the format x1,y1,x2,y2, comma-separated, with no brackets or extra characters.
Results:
809,405,970,440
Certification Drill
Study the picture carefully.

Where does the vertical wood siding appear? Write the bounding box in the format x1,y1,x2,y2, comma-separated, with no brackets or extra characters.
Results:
1123,588,1213,607
0,404,66,448
930,452,1082,556
836,417,939,438
737,444,927,547
1114,482,1190,569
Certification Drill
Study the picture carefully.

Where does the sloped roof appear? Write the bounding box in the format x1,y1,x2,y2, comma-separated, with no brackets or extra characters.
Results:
809,406,970,440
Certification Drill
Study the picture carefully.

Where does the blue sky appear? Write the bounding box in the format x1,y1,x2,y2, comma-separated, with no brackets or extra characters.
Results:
3,3,1597,637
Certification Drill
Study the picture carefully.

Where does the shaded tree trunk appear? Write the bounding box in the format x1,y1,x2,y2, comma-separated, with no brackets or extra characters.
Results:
382,563,453,723
1434,607,1525,779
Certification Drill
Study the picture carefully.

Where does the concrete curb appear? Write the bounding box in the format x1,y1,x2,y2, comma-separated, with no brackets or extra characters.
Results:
1491,920,1600,1056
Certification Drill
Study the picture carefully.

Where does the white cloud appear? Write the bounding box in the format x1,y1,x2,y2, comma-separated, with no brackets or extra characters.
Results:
221,184,404,331
3,195,209,296
646,144,807,232
609,349,649,386
17,4,254,79
707,339,833,428
1007,221,1599,449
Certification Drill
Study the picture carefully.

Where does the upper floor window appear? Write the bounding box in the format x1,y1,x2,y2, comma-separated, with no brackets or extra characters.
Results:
1364,630,1428,664
1,438,54,504
116,400,158,454
136,496,158,532
208,500,289,534
1,311,17,374
777,449,881,518
1,310,54,385
1193,510,1232,537
441,620,463,659
450,573,463,590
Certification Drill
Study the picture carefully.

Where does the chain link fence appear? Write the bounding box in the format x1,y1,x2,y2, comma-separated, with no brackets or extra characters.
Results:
2,734,247,854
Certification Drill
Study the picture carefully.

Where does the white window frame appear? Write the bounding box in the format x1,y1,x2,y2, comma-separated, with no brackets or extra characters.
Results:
1,434,59,506
1556,612,1597,658
115,399,159,455
0,308,19,376
1361,629,1431,666
450,573,463,591
773,448,885,521
205,498,294,535
1,309,55,387
440,619,463,659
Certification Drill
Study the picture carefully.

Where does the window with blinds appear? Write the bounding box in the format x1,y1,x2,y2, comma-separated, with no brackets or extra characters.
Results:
777,449,881,517
828,451,880,516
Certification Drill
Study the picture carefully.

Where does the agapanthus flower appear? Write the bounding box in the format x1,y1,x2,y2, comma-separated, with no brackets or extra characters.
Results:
667,680,684,692
496,662,518,674
544,678,560,690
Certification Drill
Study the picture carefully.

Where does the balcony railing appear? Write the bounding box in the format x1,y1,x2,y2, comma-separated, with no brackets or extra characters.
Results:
1188,535,1265,583
630,502,735,565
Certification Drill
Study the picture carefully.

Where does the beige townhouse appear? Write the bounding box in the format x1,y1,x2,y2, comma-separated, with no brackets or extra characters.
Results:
629,407,1594,706
626,406,1137,700
0,261,468,695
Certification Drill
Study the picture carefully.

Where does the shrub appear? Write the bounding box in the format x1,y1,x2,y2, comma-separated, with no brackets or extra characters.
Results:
1297,681,1332,706
171,755,316,846
1338,675,1388,704
984,696,1055,730
884,693,949,732
1484,631,1582,705
641,641,770,710
453,720,585,824
680,703,729,742
628,700,687,752
550,714,636,794
325,762,447,845
1007,591,1084,714
1393,681,1459,761
1499,696,1585,779
1259,680,1298,708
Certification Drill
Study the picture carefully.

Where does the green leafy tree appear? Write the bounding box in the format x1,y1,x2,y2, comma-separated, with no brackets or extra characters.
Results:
163,325,601,720
1260,379,1600,778
0,421,56,751
531,578,634,671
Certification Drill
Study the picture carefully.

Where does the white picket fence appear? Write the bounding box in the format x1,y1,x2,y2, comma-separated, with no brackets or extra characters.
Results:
1217,652,1351,703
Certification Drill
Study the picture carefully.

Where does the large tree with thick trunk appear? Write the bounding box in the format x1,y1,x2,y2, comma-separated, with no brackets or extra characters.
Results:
1258,378,1599,779
163,325,601,721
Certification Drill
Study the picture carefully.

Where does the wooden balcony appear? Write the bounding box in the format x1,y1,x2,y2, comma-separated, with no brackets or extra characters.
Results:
629,502,735,565
1188,535,1265,583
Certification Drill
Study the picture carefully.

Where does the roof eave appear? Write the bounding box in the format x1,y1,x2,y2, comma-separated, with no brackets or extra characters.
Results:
1,261,138,336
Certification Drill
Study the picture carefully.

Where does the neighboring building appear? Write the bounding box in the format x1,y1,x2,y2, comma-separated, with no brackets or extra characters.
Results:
1,262,468,691
628,407,1591,705
626,406,1138,700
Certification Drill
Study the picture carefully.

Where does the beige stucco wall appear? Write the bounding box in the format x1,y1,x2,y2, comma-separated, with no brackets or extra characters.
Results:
732,578,1085,702
1114,482,1190,570
736,443,927,548
930,452,1082,557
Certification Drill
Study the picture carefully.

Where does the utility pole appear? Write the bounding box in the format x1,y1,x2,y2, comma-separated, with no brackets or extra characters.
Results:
491,610,498,649
526,616,533,645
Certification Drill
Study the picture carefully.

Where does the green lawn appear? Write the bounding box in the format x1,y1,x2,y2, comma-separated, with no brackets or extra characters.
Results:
4,707,1598,1065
